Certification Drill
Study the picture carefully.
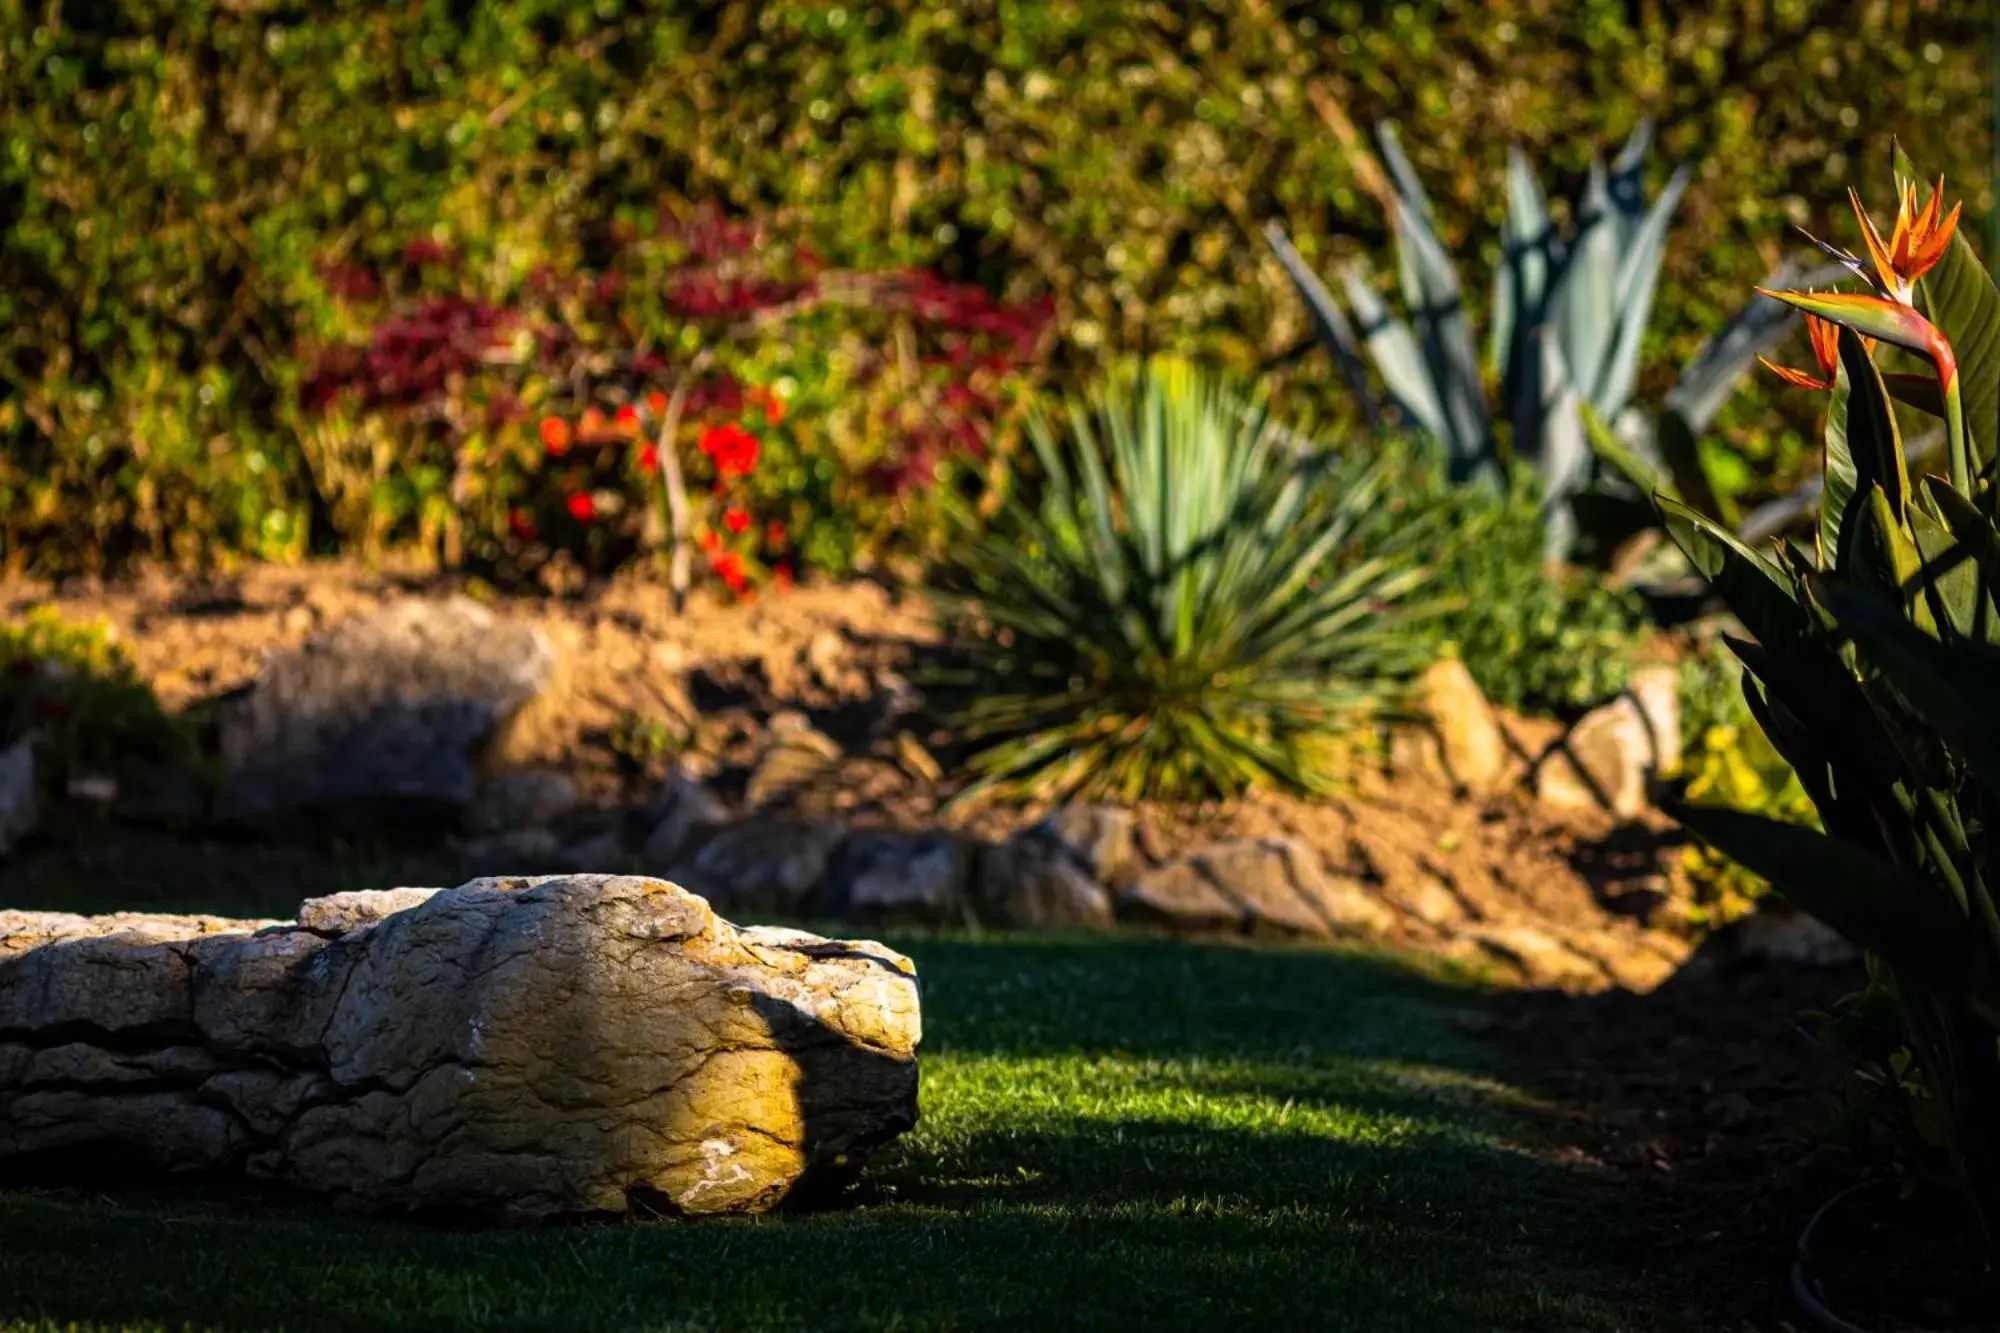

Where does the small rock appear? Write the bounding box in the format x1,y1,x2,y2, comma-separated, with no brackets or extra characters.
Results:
1386,724,1446,782
1118,838,1396,939
213,597,558,833
1629,664,1681,775
1536,672,1681,820
464,768,578,836
671,819,846,917
0,740,37,857
639,772,730,866
746,724,843,807
1727,908,1859,967
820,831,969,924
1417,660,1508,791
972,805,1139,929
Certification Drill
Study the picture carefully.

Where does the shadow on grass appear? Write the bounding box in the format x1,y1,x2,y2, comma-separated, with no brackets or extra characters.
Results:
0,933,1696,1333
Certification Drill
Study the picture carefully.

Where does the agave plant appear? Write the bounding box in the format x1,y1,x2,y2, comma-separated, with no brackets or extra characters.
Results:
930,358,1434,804
1268,121,1824,559
1664,155,2000,1245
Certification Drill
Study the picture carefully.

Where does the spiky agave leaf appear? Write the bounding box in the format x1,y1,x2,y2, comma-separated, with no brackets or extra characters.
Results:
930,360,1435,805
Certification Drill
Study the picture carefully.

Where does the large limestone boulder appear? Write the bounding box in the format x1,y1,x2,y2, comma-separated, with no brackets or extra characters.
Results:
213,597,558,832
0,875,921,1220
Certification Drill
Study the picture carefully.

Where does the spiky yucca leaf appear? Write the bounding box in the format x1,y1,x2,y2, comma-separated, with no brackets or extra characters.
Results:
931,360,1434,805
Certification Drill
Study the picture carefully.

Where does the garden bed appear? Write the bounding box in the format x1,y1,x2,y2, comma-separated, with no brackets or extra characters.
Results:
2,562,1707,991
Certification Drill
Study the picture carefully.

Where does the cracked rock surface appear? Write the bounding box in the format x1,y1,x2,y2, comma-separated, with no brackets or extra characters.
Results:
0,875,920,1220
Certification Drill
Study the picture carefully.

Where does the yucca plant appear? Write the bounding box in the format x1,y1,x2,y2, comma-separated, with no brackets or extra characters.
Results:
930,358,1434,805
1268,121,1825,559
1663,151,2000,1245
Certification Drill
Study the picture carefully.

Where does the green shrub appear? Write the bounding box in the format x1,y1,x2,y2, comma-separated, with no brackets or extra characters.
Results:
1666,159,2000,1246
0,2,1990,574
932,358,1433,804
1416,470,1653,714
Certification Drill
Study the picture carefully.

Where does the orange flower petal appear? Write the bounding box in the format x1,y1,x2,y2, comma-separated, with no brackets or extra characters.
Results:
1758,355,1834,392
1849,188,1902,298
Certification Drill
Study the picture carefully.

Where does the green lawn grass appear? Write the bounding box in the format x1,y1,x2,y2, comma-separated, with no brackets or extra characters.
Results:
0,926,1704,1332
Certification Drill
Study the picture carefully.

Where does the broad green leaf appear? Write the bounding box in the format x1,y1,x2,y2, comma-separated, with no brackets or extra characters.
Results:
1668,799,1982,997
1823,327,1906,569
1815,577,2000,799
1580,400,1666,495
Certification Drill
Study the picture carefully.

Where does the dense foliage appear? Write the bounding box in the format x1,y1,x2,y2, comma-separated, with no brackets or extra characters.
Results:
933,359,1433,804
0,1,1990,577
0,610,188,782
1668,157,2000,1246
1416,469,1654,713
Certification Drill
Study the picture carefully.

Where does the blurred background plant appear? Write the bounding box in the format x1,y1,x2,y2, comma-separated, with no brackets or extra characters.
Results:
1267,119,1806,565
0,2,1990,586
1407,465,1655,714
930,357,1434,805
0,610,190,784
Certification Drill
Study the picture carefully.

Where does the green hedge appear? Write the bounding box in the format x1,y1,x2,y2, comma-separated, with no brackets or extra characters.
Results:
1,0,1991,573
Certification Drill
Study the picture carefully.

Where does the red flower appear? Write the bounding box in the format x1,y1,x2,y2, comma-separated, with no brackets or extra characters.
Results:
766,520,787,548
698,422,760,478
614,404,641,434
579,406,610,441
712,552,749,593
646,390,669,417
509,508,538,542
773,561,796,592
540,416,572,456
566,492,597,523
749,385,787,427
636,443,660,475
724,507,751,534
699,528,722,553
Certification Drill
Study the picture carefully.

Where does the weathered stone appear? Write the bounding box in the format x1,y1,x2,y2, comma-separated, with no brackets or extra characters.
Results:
972,806,1138,928
0,875,920,1219
465,768,578,836
213,598,558,832
746,722,844,807
0,739,35,858
670,820,846,918
820,831,969,924
1417,660,1508,791
1117,838,1396,939
640,772,731,867
1536,668,1681,820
